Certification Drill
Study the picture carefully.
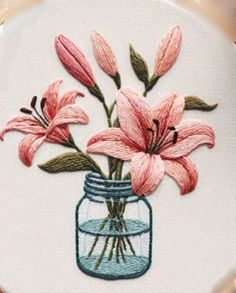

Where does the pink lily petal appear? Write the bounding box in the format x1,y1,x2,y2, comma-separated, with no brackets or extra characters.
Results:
43,80,62,121
164,157,198,195
116,89,152,150
92,31,118,77
153,93,184,136
18,134,46,166
130,152,164,196
154,25,182,76
55,35,96,87
0,116,45,140
56,90,84,112
87,128,141,160
47,126,70,143
160,120,215,158
47,104,89,134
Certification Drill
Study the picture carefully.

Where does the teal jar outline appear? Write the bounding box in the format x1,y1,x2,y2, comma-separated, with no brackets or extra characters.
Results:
75,172,153,280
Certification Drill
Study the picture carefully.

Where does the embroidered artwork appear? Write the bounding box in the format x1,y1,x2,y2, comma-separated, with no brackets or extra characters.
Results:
0,26,217,280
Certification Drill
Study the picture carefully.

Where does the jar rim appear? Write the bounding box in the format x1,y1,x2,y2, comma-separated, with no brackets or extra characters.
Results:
87,172,131,184
84,172,135,198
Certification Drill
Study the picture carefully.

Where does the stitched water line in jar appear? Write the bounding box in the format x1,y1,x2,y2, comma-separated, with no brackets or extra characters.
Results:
76,172,153,280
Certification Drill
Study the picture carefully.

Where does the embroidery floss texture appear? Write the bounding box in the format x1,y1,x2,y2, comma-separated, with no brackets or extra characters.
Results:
0,26,218,280
92,31,121,88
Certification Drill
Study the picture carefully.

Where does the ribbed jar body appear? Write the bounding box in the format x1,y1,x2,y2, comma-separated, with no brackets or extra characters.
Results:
76,173,152,280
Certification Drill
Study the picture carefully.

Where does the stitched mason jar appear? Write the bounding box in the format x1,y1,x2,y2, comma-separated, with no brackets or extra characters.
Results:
76,172,152,280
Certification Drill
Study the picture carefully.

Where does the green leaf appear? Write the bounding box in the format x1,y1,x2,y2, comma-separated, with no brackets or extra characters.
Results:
38,152,101,173
130,44,149,85
185,96,218,111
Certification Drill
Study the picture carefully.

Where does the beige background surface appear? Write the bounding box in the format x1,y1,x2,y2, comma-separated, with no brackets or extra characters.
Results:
0,0,236,292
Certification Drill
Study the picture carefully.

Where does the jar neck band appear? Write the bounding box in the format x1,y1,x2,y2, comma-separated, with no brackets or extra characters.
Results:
84,172,135,198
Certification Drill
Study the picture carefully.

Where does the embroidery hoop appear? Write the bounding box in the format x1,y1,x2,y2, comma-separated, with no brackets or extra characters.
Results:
0,0,236,290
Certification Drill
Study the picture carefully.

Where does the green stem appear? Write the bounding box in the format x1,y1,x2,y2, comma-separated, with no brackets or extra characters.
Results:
125,237,136,256
115,160,124,180
119,243,126,263
123,172,131,180
143,74,159,97
111,72,121,89
116,238,120,263
88,236,99,257
102,100,112,128
71,143,81,153
143,89,147,97
108,237,117,261
88,84,112,128
95,236,110,270
109,101,116,117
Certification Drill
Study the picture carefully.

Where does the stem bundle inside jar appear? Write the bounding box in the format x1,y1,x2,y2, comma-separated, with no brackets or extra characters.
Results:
87,198,136,270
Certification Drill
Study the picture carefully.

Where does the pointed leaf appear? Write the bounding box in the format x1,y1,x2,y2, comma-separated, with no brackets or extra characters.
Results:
130,45,149,85
38,152,100,173
185,96,218,111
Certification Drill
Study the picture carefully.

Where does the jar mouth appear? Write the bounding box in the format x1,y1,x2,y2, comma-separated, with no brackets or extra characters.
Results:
84,172,135,198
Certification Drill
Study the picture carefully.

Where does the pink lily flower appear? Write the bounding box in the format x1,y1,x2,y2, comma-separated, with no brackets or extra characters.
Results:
55,35,96,87
154,25,182,77
92,31,119,77
87,89,215,196
0,80,89,166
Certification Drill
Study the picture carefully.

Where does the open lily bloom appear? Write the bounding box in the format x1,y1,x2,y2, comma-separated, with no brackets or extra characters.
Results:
87,89,215,196
0,80,89,166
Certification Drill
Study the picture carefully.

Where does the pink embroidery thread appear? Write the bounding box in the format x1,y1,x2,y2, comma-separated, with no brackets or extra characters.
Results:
0,26,217,194
55,35,96,86
0,80,88,166
154,25,182,77
87,89,215,195
0,26,218,280
92,31,118,77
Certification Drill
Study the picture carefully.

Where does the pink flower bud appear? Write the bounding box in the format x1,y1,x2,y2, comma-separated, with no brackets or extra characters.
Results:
154,25,182,77
92,31,118,77
55,34,96,87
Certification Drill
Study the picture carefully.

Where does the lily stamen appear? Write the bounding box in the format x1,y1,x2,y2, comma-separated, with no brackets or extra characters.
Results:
151,125,176,153
40,98,49,123
30,96,49,127
40,98,46,110
173,131,178,144
152,119,160,144
32,115,47,129
20,108,32,115
147,128,155,153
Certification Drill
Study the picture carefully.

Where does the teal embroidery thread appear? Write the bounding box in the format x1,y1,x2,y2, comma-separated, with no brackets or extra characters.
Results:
0,27,218,281
75,173,153,280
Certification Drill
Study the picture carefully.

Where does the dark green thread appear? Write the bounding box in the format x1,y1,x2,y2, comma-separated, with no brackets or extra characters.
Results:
185,96,218,111
123,172,131,180
143,75,159,97
129,44,149,86
75,173,153,280
111,72,121,89
95,236,110,270
38,152,104,176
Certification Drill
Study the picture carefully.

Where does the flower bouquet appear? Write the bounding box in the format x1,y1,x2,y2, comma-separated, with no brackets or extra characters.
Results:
0,26,217,279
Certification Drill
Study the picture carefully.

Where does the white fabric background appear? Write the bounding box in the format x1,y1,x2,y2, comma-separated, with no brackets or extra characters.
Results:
0,0,236,292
